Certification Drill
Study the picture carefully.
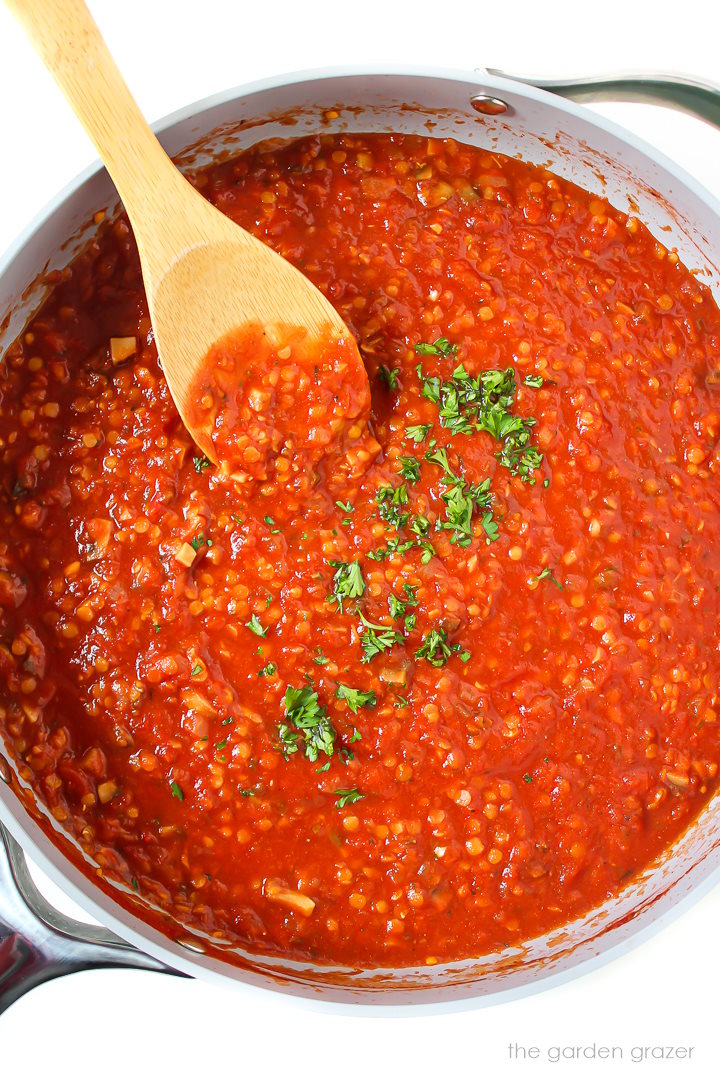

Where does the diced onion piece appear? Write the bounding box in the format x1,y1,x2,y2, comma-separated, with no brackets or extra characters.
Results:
97,780,119,804
265,880,316,916
110,336,137,365
87,517,113,555
181,688,216,717
175,542,197,568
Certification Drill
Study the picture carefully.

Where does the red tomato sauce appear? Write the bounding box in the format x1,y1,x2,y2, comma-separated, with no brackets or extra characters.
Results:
187,323,376,492
2,132,720,968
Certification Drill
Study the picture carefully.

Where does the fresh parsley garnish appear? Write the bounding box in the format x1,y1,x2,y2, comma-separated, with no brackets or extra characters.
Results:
313,648,329,666
170,781,184,801
190,534,212,552
405,423,432,444
336,684,377,713
410,514,431,538
524,374,544,388
378,365,400,389
415,626,469,668
327,559,365,612
336,499,354,514
481,511,499,544
246,613,267,637
532,566,563,589
366,537,415,562
416,358,543,482
376,483,410,530
414,337,458,357
415,627,452,667
359,612,403,663
438,476,492,547
191,662,203,676
334,787,364,808
193,455,212,473
258,661,277,677
398,455,421,483
278,684,337,763
388,584,419,632
424,445,456,479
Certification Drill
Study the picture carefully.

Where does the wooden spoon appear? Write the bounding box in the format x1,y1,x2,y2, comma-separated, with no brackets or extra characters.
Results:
7,0,371,474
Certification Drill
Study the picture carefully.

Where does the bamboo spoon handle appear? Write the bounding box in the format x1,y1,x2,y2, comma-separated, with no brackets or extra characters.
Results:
5,0,207,280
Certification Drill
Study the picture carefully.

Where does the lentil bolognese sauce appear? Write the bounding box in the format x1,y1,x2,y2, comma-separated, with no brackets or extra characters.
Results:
2,131,720,969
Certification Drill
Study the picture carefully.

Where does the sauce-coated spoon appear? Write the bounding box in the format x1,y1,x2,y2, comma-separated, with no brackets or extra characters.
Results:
7,0,372,478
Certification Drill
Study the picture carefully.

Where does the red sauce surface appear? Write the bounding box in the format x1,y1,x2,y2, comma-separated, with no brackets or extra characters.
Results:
188,324,376,492
2,132,720,968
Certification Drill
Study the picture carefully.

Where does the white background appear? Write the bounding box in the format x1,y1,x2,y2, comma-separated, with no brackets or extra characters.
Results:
1,1,720,1076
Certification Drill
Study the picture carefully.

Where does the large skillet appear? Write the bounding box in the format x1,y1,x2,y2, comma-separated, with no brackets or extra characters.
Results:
1,66,720,1014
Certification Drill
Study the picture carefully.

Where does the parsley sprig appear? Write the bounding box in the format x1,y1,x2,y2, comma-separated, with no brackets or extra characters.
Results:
415,626,470,667
415,356,543,483
359,612,403,663
278,685,337,763
532,566,563,589
336,684,376,713
376,483,410,530
334,787,364,808
327,559,365,612
388,584,418,632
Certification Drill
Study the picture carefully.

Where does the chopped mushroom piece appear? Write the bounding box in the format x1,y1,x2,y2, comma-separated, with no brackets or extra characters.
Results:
110,336,137,365
265,880,316,916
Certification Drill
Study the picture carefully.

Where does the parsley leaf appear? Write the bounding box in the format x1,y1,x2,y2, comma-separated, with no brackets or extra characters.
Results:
279,684,337,763
258,661,277,677
245,613,267,637
376,483,410,530
336,684,377,713
327,559,365,612
366,537,415,562
481,511,499,544
416,358,543,482
334,787,364,808
388,584,419,629
524,374,544,388
193,455,212,473
415,626,453,667
190,533,212,552
398,455,421,483
405,423,432,444
415,337,458,357
532,566,563,589
359,612,403,663
170,781,184,801
378,365,400,389
424,445,457,480
438,476,492,547
415,626,469,668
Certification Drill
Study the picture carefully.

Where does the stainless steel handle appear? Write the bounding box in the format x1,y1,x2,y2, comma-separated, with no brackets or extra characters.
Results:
0,823,183,1015
488,70,720,130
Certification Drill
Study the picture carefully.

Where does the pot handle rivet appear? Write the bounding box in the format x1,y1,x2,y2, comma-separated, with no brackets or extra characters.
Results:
470,94,510,116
